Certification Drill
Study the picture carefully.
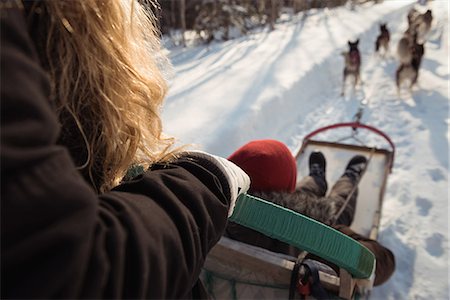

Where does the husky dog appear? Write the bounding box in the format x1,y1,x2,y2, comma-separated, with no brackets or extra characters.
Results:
397,26,416,65
375,23,390,56
341,39,361,96
407,8,420,27
421,10,433,29
396,36,424,94
415,9,433,42
407,8,433,43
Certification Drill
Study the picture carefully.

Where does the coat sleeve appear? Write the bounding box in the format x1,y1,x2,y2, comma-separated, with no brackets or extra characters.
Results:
333,225,396,286
1,6,229,299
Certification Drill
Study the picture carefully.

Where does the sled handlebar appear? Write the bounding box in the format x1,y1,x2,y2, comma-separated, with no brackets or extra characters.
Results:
301,122,395,172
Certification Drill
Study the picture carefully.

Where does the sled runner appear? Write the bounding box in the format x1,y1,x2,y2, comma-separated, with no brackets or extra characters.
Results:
201,122,395,300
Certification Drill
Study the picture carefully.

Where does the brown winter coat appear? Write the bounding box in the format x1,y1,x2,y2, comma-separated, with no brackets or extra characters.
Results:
1,6,230,299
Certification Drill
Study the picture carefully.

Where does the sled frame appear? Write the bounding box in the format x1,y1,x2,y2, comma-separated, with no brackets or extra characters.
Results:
203,237,373,300
203,122,395,299
295,122,394,239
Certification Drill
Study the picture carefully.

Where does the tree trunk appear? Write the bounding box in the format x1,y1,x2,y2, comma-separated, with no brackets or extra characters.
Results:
179,0,186,47
256,0,265,23
269,0,276,31
170,0,176,28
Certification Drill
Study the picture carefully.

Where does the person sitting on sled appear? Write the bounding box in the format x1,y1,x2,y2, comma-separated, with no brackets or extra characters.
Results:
225,139,395,286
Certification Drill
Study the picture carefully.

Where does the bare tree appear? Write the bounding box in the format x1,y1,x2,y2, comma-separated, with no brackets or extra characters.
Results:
180,0,186,47
268,0,277,30
170,0,176,27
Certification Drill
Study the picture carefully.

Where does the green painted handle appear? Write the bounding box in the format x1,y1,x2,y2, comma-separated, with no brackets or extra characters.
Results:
229,194,375,279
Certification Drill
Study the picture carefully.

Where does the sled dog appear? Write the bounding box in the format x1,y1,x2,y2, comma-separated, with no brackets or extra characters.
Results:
375,23,390,56
397,27,417,65
396,39,424,94
415,9,433,43
407,8,433,43
341,39,361,96
407,8,421,27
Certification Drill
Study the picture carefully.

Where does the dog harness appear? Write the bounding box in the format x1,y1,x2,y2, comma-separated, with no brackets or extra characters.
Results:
349,50,360,65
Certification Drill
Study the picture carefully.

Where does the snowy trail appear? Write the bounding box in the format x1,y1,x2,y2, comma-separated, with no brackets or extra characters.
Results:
367,4,449,298
164,1,415,154
163,1,449,299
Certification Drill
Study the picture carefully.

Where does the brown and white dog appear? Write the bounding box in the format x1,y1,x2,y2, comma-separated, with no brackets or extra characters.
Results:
421,10,433,30
415,9,433,42
341,39,361,96
397,26,417,65
407,8,421,27
407,8,433,43
375,23,390,56
396,34,424,94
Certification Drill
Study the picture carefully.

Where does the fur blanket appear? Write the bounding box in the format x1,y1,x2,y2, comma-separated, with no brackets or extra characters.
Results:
251,190,336,226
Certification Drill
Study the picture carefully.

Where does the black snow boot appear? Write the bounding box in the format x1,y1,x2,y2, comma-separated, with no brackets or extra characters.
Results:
309,150,328,193
344,155,367,182
309,151,326,178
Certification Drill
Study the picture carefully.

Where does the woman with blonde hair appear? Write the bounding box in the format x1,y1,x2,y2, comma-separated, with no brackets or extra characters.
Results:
1,1,249,298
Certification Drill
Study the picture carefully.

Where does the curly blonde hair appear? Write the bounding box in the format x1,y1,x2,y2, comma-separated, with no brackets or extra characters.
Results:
31,0,178,192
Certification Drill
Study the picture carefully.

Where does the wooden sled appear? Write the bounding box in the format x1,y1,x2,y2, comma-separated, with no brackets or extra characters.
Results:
201,122,395,300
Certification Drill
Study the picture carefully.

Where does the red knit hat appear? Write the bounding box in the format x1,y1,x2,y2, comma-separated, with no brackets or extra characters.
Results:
228,139,297,193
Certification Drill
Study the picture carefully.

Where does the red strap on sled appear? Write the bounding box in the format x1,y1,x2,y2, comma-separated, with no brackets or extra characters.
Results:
297,281,311,296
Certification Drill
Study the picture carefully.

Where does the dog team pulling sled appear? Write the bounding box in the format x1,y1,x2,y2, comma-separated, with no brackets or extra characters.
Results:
200,120,395,300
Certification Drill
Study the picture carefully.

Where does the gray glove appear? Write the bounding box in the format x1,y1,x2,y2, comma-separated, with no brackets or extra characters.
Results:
186,151,250,217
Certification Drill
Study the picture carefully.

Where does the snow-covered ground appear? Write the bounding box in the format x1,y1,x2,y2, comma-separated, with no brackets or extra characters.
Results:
162,1,449,299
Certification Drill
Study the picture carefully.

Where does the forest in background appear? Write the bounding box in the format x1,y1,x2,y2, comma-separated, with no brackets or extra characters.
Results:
146,0,383,46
